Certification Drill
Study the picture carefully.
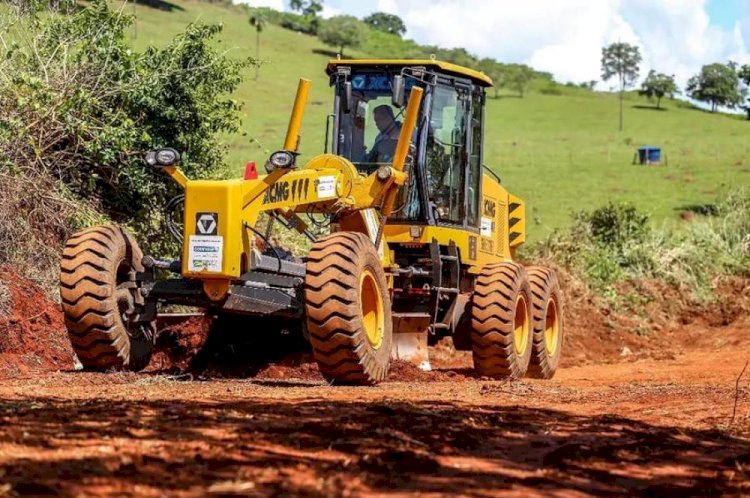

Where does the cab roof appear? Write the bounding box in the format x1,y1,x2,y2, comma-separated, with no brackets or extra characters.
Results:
326,59,493,87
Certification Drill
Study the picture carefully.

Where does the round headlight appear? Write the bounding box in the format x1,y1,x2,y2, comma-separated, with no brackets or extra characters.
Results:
268,150,295,171
156,148,179,166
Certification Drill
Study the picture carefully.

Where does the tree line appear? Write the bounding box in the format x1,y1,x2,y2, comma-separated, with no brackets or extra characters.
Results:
601,41,750,130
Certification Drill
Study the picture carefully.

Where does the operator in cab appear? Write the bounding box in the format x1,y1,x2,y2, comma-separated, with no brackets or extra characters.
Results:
365,105,401,163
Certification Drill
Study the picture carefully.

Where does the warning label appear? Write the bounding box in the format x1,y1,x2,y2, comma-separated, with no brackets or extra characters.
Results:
480,217,493,237
317,175,337,198
188,235,223,272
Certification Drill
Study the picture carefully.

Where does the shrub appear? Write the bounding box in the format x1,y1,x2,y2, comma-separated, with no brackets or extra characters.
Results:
530,190,750,300
0,1,252,257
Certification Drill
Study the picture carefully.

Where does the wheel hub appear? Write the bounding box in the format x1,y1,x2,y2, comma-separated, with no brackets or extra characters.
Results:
513,294,529,355
360,269,384,349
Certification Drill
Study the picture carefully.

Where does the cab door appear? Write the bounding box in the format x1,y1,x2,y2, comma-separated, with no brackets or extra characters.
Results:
423,81,472,226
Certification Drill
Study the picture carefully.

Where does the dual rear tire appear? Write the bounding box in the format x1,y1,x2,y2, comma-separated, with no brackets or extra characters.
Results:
469,262,563,379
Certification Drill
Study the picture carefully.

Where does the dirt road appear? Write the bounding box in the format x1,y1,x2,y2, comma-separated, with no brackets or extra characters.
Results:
0,320,749,497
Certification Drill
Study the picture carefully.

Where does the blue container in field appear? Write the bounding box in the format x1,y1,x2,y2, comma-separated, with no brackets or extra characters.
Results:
637,146,661,164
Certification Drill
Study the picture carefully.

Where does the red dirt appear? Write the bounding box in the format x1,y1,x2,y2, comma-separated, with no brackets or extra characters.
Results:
1,270,750,495
0,267,74,378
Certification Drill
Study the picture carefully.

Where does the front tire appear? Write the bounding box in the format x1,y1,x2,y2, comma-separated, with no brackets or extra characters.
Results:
304,232,392,385
60,225,154,371
470,262,532,379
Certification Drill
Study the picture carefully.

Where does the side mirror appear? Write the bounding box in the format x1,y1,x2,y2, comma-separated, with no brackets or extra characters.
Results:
392,75,405,108
342,81,352,113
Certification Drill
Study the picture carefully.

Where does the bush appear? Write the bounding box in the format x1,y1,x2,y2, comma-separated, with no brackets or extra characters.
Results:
530,191,750,300
0,1,252,257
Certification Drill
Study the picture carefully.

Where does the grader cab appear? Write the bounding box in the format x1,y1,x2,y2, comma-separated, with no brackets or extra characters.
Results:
59,59,564,385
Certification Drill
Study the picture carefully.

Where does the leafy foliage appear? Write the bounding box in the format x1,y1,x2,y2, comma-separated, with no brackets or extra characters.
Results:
738,64,750,119
289,0,322,18
0,0,76,13
639,70,678,109
363,12,406,37
505,65,535,98
0,0,252,254
317,15,366,57
601,42,642,88
531,191,750,300
686,62,744,112
601,42,642,130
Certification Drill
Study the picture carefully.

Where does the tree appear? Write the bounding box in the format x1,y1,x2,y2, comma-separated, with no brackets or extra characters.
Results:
638,70,678,109
739,64,750,120
317,15,366,57
477,58,505,99
2,0,76,13
578,80,598,90
505,65,535,98
289,0,322,17
363,12,406,37
249,14,266,80
289,0,322,33
686,62,744,113
0,0,251,252
601,42,642,131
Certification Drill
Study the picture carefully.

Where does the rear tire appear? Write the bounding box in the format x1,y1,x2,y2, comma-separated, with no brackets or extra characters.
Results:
470,262,532,379
60,225,154,371
526,267,564,379
304,232,392,385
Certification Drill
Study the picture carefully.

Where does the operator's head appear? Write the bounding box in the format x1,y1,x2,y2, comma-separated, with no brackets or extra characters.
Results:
373,105,396,132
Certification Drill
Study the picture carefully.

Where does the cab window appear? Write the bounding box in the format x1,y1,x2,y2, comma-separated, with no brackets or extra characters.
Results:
426,84,469,224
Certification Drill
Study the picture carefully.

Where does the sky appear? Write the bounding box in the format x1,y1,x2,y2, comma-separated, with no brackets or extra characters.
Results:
237,0,750,89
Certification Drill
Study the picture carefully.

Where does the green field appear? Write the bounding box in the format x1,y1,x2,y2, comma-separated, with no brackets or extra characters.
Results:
128,0,750,239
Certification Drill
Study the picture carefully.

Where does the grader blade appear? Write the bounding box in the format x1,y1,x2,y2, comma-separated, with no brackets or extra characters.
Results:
391,313,432,371
392,332,431,371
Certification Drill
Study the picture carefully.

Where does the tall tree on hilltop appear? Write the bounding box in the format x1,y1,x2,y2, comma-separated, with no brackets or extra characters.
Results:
601,42,642,131
317,15,366,57
249,14,266,80
363,12,406,37
478,58,505,99
638,70,678,109
506,65,535,98
739,64,750,119
289,0,322,17
686,62,744,113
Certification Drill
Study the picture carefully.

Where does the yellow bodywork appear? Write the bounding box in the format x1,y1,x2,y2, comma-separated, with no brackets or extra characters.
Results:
163,73,525,301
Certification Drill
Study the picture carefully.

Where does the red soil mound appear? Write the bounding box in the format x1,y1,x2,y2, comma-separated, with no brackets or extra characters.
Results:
0,267,75,378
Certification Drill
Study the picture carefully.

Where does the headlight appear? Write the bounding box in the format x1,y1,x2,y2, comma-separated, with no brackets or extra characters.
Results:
145,148,180,167
266,150,295,172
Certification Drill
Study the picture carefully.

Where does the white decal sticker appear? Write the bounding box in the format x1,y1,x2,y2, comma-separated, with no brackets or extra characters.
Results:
188,235,223,273
317,175,337,198
480,217,494,237
363,208,384,258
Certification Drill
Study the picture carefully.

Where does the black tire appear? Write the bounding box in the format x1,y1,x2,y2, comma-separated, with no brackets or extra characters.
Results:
526,267,564,379
470,262,532,379
304,232,392,385
60,225,154,371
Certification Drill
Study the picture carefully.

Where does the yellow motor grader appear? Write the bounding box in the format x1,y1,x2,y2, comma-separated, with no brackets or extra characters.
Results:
59,59,563,384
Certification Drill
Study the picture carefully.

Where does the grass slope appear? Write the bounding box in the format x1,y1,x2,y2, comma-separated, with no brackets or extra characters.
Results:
128,0,750,240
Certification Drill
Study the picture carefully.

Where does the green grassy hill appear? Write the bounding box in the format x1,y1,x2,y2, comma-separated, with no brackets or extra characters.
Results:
129,0,750,239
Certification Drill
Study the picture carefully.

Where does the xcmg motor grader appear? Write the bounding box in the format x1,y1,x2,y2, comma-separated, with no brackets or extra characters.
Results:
60,59,564,384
